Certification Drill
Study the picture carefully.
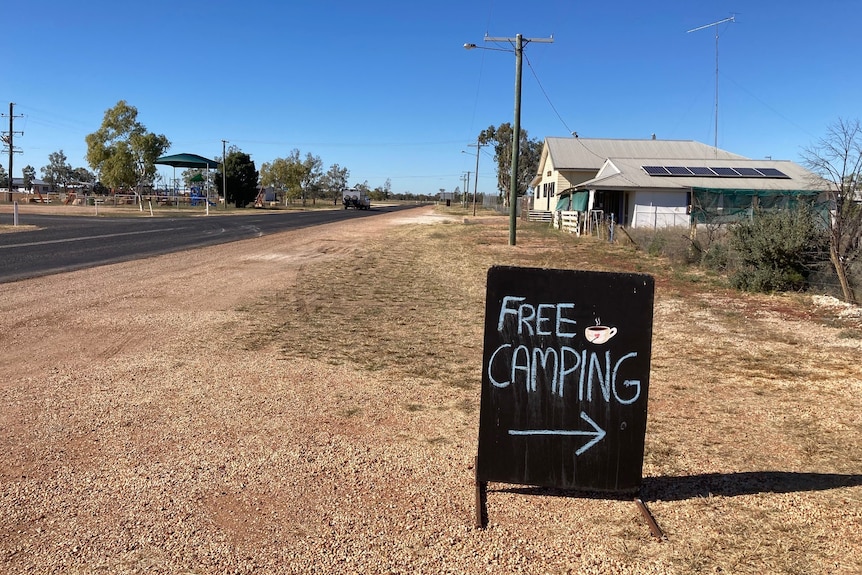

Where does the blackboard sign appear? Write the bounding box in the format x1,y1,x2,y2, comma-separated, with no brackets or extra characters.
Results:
477,266,655,493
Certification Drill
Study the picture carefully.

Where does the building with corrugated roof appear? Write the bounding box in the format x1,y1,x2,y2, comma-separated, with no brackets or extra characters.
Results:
531,137,830,228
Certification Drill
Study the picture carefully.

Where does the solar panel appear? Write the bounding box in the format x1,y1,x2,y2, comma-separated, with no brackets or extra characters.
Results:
643,165,790,179
756,167,790,178
643,166,670,176
666,166,693,175
688,166,715,176
733,167,762,177
710,167,739,176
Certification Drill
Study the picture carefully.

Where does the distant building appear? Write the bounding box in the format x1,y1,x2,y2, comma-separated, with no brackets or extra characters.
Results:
10,177,56,195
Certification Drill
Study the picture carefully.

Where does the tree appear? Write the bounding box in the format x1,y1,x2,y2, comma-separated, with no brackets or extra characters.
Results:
262,150,323,205
71,167,95,184
0,165,7,189
22,165,36,191
290,149,323,206
85,100,170,193
41,150,73,191
260,158,299,205
801,118,862,303
321,163,350,204
214,147,258,208
478,123,542,202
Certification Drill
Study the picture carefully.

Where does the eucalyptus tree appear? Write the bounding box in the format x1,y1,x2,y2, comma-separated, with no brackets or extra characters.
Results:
321,163,350,204
85,100,170,194
22,165,36,191
41,150,73,190
288,149,323,206
71,167,95,184
261,149,324,205
260,157,294,203
478,123,542,203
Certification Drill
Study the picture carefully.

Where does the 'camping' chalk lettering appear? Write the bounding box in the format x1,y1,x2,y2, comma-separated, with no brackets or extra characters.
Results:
487,345,641,405
489,295,642,406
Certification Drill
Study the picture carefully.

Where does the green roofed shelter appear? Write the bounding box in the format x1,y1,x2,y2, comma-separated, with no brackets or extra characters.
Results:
155,153,221,169
155,153,221,209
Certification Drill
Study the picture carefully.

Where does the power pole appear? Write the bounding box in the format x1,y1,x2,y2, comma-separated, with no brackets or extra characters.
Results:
1,103,24,202
467,140,484,216
221,139,228,209
481,34,553,245
462,171,471,206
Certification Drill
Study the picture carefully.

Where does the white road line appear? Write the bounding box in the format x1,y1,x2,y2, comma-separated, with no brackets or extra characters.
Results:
0,227,187,249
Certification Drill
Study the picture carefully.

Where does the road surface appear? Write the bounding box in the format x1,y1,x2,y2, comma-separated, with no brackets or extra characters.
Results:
0,205,413,284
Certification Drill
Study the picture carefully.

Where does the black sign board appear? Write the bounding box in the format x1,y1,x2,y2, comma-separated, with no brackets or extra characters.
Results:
477,266,655,493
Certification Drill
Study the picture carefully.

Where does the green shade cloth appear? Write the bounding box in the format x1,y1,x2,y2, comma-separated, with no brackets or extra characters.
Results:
571,191,589,211
155,153,221,169
555,191,589,211
554,195,570,211
691,188,832,224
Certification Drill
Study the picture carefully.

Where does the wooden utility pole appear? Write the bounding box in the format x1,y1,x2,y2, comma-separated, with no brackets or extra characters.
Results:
467,34,553,245
221,139,228,209
1,103,24,202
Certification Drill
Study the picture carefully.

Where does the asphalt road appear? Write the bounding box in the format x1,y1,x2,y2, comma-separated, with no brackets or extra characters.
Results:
0,205,413,284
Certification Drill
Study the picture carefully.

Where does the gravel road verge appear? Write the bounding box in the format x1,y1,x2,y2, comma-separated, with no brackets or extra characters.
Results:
2,205,860,574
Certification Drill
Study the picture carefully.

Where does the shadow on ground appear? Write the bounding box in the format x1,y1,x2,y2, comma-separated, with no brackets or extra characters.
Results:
488,471,862,502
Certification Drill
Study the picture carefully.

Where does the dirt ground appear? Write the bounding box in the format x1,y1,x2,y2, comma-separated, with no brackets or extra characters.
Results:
1,204,861,574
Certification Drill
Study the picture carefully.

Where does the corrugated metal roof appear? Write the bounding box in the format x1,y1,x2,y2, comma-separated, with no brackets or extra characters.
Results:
576,157,829,192
545,137,747,170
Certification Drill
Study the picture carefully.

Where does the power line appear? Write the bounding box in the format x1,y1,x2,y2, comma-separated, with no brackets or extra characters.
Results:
523,52,574,135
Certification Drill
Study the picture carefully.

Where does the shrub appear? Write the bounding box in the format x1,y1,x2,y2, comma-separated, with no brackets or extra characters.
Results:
700,241,731,272
628,226,700,265
728,206,828,293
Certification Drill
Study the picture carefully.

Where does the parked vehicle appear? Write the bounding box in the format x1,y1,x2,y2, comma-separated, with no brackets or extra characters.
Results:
342,187,371,210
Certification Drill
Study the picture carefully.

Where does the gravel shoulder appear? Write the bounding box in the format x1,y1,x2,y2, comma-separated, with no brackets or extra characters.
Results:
1,206,861,575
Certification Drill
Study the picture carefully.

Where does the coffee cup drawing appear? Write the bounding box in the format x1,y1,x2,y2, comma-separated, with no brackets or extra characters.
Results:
585,325,617,345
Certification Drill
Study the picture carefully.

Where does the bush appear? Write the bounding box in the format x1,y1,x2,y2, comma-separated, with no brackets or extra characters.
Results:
700,241,731,271
728,206,828,293
627,227,700,265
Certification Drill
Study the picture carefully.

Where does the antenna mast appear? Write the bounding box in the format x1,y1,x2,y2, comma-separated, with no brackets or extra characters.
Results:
687,15,735,151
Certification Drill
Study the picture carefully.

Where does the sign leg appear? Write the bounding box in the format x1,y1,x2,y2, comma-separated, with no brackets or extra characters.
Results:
474,456,487,528
634,497,665,540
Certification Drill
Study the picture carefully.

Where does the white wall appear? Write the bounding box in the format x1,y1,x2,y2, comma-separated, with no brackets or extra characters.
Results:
631,190,690,228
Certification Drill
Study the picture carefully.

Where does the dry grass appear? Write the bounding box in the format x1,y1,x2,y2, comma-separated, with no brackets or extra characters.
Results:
2,205,860,574
234,210,862,573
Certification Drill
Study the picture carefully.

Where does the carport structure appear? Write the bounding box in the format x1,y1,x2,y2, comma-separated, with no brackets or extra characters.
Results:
155,153,222,208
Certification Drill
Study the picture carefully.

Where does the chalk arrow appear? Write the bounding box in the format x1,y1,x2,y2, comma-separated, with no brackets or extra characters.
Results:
508,411,606,456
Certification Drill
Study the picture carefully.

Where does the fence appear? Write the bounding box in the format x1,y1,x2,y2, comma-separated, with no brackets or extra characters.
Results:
553,211,582,235
631,206,690,229
527,210,553,222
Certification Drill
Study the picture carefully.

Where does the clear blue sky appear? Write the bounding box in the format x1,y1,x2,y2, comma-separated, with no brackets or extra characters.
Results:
3,0,860,196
